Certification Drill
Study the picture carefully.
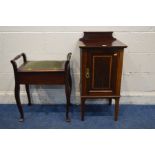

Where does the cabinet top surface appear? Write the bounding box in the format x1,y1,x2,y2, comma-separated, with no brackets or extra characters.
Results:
79,32,127,48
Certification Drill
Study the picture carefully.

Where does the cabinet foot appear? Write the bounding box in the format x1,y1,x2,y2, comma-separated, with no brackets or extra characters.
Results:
19,118,24,122
81,98,85,121
114,98,120,121
66,117,71,123
109,98,112,106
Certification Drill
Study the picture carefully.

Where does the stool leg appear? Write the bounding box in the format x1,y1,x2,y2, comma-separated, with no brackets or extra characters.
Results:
25,84,31,106
109,98,112,106
69,71,72,94
65,81,71,122
81,98,85,121
15,83,24,122
114,98,120,121
68,71,72,107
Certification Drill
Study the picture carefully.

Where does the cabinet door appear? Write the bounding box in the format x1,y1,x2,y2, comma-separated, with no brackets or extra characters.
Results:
86,49,118,96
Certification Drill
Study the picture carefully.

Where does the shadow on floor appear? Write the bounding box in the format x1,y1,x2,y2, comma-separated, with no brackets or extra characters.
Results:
0,103,155,129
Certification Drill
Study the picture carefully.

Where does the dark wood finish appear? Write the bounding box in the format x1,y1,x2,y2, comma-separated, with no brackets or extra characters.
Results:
81,98,85,121
114,98,120,121
79,32,127,48
11,53,72,122
79,32,127,121
109,98,112,106
25,84,31,106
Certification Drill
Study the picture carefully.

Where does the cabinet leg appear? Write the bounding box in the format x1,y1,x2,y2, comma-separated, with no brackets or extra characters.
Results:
15,83,24,122
25,84,31,106
81,98,85,121
65,81,71,122
109,98,112,106
114,98,120,121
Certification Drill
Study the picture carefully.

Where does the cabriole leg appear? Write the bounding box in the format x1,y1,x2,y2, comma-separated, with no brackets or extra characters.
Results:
65,81,71,122
25,84,31,106
15,83,24,122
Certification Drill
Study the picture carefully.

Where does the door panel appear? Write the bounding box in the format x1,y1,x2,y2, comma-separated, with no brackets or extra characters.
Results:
92,55,112,89
87,50,118,96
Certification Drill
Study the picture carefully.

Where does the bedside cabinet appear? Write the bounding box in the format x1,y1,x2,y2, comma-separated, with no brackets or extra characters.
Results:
79,32,127,121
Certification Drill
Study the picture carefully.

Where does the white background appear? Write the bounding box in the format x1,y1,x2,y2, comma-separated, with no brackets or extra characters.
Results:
0,0,155,155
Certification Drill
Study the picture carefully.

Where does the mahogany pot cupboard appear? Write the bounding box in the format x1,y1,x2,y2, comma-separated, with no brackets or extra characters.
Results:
79,32,127,121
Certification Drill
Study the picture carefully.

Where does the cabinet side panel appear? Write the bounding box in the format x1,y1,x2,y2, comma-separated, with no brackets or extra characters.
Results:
80,49,88,96
115,50,124,95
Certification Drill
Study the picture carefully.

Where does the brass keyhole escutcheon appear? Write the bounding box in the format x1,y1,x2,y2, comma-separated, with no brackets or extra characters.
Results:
85,68,90,79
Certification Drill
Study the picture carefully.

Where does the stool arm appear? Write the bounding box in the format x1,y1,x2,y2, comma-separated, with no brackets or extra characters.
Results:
10,53,27,73
65,52,72,81
65,52,72,71
11,53,27,63
65,53,72,102
67,52,72,61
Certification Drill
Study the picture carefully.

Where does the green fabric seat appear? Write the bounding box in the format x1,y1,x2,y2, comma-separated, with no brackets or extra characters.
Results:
18,61,66,72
